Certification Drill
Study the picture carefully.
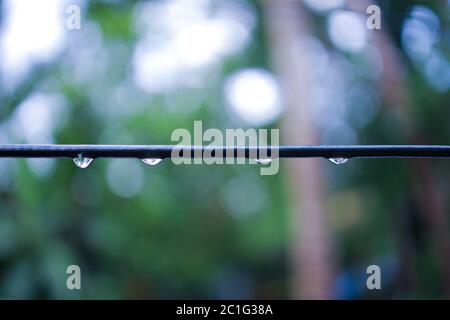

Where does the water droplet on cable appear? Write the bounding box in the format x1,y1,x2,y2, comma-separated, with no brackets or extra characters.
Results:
73,154,93,169
142,158,163,166
328,157,348,165
255,159,272,164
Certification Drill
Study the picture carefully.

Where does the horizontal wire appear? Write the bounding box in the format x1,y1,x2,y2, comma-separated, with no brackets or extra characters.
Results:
0,144,450,159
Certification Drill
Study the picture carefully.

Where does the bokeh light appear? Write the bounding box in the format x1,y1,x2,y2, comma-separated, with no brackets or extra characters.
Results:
224,68,283,126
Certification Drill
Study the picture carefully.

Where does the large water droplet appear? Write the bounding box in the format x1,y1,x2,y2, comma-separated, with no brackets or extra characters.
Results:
73,154,93,169
255,159,272,164
328,157,348,165
142,158,163,166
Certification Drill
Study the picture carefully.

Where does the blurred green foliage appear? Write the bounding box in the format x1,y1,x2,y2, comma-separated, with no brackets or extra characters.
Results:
0,0,449,299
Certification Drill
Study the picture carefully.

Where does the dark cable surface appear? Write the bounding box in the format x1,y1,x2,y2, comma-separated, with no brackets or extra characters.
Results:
0,144,450,159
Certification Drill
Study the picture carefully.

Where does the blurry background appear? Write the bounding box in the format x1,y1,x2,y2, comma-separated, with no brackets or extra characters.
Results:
0,0,449,299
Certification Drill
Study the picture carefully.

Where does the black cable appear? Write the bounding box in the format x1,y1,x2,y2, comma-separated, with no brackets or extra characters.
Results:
1,144,450,159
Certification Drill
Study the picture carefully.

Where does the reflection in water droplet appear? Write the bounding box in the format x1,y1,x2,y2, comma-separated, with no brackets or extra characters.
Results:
142,158,163,166
255,159,272,164
328,157,348,165
73,154,93,169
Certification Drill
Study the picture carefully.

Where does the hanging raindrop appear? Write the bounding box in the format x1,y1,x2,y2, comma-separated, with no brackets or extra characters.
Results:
73,154,93,169
142,158,163,166
328,157,348,165
255,159,273,164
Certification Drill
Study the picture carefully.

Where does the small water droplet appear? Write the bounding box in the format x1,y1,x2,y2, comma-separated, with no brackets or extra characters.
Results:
255,159,272,164
73,154,93,169
328,157,348,165
142,158,163,166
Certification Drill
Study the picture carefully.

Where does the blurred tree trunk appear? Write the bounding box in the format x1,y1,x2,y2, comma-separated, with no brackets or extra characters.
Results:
263,0,334,299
